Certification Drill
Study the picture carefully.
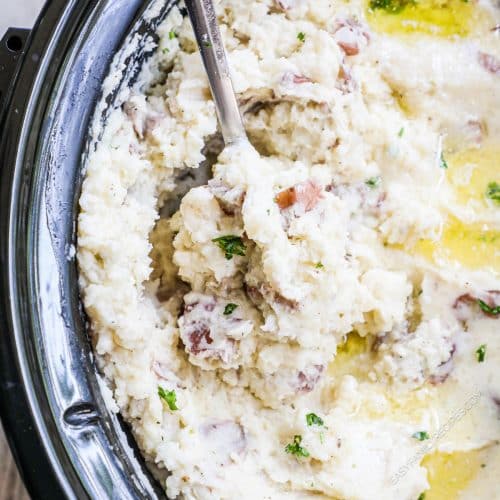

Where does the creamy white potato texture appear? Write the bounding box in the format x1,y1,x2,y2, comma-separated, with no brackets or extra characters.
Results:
78,0,500,498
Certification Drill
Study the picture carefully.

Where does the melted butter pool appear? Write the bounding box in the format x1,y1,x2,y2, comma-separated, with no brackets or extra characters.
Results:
328,332,370,379
329,339,489,499
447,144,500,210
422,450,484,499
343,5,497,496
414,217,500,273
413,143,500,273
366,0,486,36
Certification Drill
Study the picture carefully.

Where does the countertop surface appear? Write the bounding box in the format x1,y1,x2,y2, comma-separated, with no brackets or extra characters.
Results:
0,426,29,500
2,5,44,500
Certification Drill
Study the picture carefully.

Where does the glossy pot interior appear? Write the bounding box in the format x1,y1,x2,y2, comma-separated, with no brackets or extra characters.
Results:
0,1,178,498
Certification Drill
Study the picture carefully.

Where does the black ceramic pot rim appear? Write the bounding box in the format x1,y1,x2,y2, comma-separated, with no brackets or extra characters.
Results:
0,1,172,498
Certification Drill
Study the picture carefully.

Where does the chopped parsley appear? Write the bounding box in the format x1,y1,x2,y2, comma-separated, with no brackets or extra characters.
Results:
412,431,430,441
369,0,414,14
306,413,324,426
297,32,306,42
439,152,448,169
162,47,169,54
224,303,238,315
477,299,500,315
285,435,310,457
476,344,487,362
212,235,246,260
486,181,500,205
365,176,381,188
158,386,178,411
417,494,426,500
168,29,177,40
315,262,324,269
398,127,405,137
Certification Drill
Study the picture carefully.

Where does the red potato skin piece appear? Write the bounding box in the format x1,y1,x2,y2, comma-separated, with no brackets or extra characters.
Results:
332,18,370,56
453,291,500,319
465,119,485,144
185,299,215,313
188,324,213,354
275,187,297,209
478,52,500,75
339,43,359,57
428,344,456,385
334,27,361,56
199,420,247,463
296,365,325,393
182,320,236,361
293,74,313,84
295,180,324,211
281,72,314,86
179,295,237,362
275,180,323,211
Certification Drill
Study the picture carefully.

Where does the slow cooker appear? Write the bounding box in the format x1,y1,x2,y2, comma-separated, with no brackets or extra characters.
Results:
0,1,176,498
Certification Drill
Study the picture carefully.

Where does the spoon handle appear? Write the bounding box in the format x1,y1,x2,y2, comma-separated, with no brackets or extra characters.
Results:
184,0,247,145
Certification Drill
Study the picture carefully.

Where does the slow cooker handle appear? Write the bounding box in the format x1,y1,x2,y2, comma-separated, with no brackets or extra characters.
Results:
0,28,31,119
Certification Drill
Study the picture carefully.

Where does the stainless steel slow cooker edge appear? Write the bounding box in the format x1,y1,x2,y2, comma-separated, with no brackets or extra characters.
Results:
0,1,175,498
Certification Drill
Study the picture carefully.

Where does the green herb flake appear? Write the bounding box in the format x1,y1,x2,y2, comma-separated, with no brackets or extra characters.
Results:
315,262,324,269
212,235,246,260
203,40,212,48
285,435,310,457
398,127,405,137
486,182,500,205
477,299,500,315
297,32,306,42
162,47,169,54
306,413,324,426
417,493,426,500
224,303,238,315
168,29,177,40
476,344,487,362
412,431,430,441
365,176,381,188
369,0,414,14
158,386,178,411
439,152,448,169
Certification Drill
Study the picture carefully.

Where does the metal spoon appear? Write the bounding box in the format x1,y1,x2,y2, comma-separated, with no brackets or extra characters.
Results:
161,0,248,218
184,0,248,146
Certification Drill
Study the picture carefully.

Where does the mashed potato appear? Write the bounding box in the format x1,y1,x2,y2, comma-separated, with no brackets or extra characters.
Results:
78,0,500,498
